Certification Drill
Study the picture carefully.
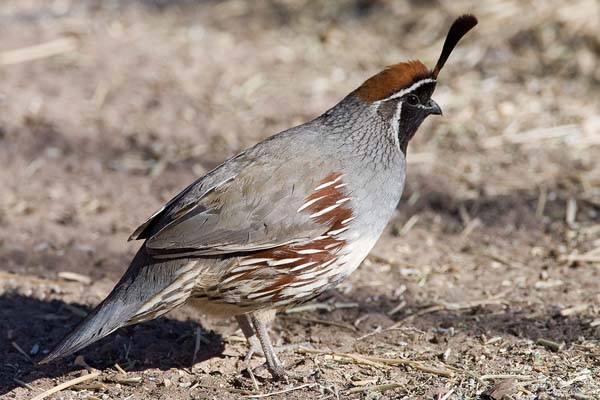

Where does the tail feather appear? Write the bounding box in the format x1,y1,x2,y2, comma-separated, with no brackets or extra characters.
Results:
39,247,198,364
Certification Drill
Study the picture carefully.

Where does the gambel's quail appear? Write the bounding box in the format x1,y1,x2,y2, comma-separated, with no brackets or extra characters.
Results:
41,15,477,379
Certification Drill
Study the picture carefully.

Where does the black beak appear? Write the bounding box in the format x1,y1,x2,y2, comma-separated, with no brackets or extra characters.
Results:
427,99,442,116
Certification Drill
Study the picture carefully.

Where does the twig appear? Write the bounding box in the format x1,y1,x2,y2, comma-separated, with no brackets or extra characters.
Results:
58,271,92,285
439,389,455,400
482,252,525,269
480,374,533,381
446,365,484,385
244,383,316,398
346,383,403,395
247,367,260,392
536,338,564,352
560,304,589,316
13,378,34,390
560,251,600,263
388,297,508,328
114,363,127,374
11,341,32,362
0,38,77,66
114,376,142,386
195,384,251,395
566,197,578,229
31,372,101,400
536,186,547,217
398,215,420,236
291,316,357,332
297,348,453,377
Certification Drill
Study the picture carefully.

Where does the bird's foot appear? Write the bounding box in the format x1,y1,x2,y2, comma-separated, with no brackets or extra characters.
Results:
253,361,311,381
244,340,309,362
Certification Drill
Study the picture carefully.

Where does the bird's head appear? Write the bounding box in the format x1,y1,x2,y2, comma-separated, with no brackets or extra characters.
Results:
353,14,478,153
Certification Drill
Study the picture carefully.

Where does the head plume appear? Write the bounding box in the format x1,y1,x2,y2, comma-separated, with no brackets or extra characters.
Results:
354,14,477,103
432,14,478,79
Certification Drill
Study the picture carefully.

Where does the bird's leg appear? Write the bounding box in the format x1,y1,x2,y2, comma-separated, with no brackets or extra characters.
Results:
235,314,264,361
250,311,286,379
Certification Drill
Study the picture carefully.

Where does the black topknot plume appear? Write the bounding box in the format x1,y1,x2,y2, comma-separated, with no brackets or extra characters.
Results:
432,14,478,79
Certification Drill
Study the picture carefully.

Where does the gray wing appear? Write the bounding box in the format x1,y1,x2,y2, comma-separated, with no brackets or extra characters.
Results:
130,144,335,257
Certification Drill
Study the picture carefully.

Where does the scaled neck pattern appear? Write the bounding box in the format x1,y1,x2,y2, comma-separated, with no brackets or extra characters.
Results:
318,95,402,170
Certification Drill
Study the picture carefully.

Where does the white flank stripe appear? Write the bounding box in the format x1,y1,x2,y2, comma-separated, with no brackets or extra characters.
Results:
247,287,280,299
290,279,327,292
324,242,341,250
268,257,302,266
290,261,318,272
314,235,329,240
336,197,351,204
239,257,271,266
328,226,349,236
230,264,262,273
314,175,342,191
287,280,314,288
296,248,324,254
310,203,340,218
320,258,337,268
341,217,355,225
221,273,243,285
297,196,324,212
334,183,348,188
296,270,322,279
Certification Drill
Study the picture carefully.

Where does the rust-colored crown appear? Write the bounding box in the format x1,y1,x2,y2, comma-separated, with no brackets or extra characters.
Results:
355,60,431,103
354,14,478,104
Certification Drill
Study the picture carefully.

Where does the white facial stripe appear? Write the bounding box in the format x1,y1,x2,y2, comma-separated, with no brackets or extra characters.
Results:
391,102,402,150
373,78,436,104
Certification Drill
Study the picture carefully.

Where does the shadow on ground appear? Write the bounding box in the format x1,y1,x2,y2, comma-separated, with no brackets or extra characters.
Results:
0,295,224,396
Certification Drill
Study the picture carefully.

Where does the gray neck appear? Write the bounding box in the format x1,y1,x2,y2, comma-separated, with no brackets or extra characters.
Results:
318,94,400,168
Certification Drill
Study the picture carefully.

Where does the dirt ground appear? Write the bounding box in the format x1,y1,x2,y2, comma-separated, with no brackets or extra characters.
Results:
1,1,599,399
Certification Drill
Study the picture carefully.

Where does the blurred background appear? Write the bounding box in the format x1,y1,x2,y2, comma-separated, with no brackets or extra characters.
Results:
1,1,599,399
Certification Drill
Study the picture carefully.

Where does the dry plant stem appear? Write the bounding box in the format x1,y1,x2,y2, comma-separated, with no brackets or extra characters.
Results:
536,338,564,352
196,384,252,395
388,296,508,329
290,316,358,332
345,383,404,395
244,383,317,398
439,389,455,400
31,372,101,400
247,367,260,392
13,378,34,390
114,363,126,374
480,374,533,381
297,348,453,377
0,38,77,65
11,342,32,362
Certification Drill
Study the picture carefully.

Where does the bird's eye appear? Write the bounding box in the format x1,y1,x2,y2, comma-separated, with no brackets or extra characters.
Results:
406,94,420,105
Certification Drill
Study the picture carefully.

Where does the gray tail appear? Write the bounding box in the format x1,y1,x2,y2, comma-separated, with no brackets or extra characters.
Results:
39,247,196,364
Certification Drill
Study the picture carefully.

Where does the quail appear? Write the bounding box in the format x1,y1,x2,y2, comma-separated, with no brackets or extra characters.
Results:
40,15,477,379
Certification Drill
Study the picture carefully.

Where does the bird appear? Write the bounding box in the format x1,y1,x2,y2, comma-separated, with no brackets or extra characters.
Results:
40,15,477,379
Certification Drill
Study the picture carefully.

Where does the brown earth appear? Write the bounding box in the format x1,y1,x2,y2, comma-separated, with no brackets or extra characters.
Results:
1,1,599,399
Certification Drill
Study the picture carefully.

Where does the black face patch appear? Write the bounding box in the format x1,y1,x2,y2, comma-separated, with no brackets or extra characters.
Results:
382,80,438,153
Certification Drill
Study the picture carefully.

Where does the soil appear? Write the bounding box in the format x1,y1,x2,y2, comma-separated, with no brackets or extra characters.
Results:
1,1,599,399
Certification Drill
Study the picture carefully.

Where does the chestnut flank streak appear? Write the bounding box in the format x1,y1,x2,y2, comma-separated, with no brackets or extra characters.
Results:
221,172,353,303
